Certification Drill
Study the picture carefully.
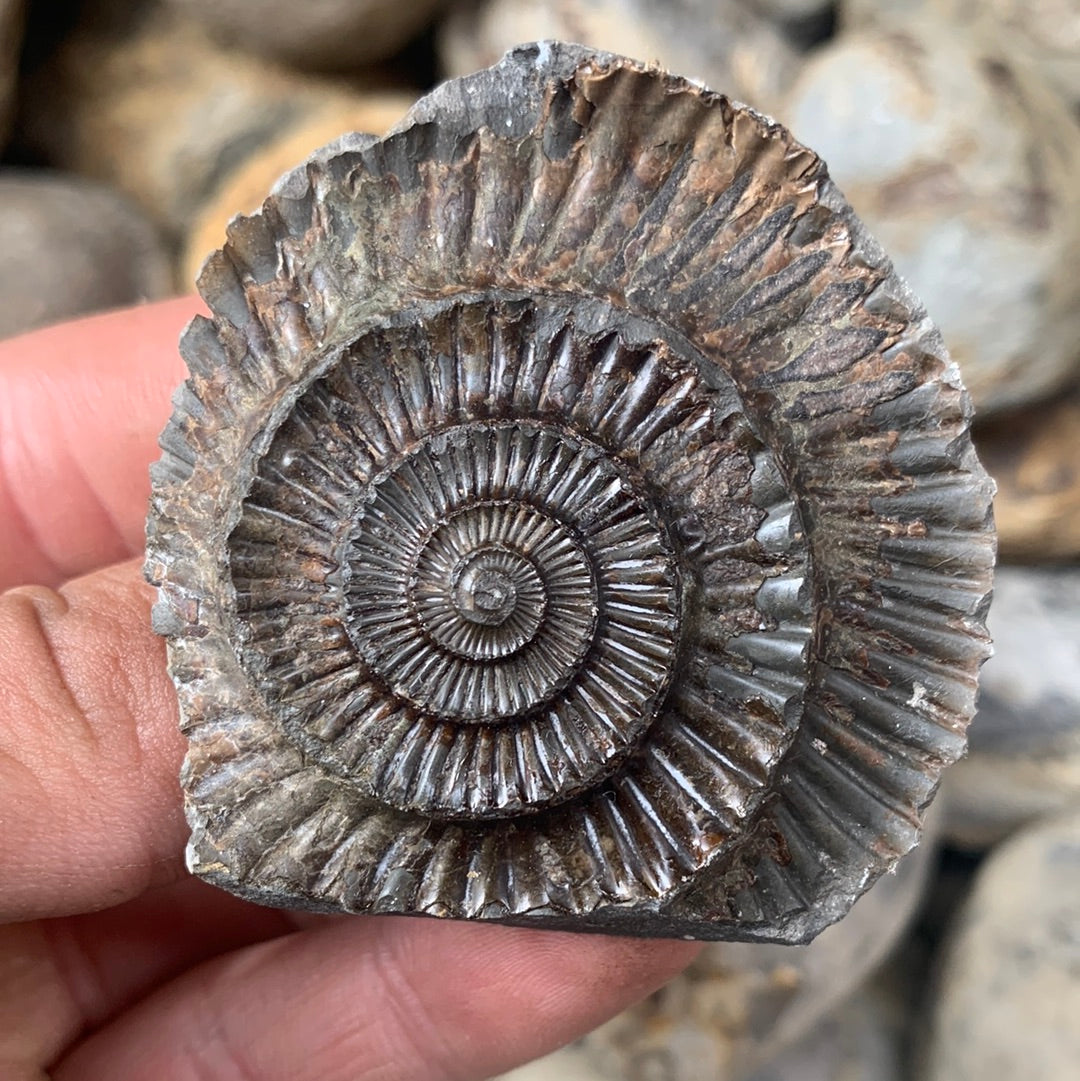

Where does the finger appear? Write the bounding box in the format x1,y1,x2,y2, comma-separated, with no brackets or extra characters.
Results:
0,298,199,590
0,558,187,922
0,877,291,1076
47,878,292,1029
52,917,699,1081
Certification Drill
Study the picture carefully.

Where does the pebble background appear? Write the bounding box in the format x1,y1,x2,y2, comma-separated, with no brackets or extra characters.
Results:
2,2,1078,1079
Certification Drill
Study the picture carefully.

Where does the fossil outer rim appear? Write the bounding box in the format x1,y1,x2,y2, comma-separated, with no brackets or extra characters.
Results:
146,42,996,942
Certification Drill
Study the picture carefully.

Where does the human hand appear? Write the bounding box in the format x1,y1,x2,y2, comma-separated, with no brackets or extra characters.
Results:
0,299,699,1080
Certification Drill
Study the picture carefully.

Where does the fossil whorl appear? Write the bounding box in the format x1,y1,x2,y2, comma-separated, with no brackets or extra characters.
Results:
146,43,996,942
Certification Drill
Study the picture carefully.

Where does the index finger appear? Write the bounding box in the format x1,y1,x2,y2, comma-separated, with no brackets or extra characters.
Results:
0,298,200,591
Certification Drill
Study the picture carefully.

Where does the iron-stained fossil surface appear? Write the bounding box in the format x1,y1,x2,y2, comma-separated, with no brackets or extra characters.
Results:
146,43,996,942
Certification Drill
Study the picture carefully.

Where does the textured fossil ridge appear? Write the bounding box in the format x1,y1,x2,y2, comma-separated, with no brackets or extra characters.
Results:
146,43,996,942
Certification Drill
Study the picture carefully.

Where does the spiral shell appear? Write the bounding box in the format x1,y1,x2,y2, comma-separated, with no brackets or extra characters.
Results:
147,44,995,942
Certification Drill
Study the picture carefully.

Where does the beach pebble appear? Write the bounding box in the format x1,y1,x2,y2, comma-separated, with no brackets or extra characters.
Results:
753,0,834,26
0,170,172,339
975,389,1080,561
438,0,802,114
922,809,1080,1081
842,0,1080,110
495,965,909,1081
20,6,420,236
164,0,446,70
941,565,1080,849
969,0,1080,109
743,986,903,1081
573,830,936,1080
781,18,1080,415
840,0,931,29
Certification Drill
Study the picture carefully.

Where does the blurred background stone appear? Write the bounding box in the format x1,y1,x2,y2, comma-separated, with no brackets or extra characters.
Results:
0,169,172,339
922,809,1080,1081
164,0,447,70
438,0,804,114
569,832,934,1081
18,3,420,238
944,752,1080,854
941,566,1080,850
742,984,904,1081
843,1,1080,112
496,1046,601,1081
497,981,907,1081
779,16,1080,416
974,388,1080,561
0,0,23,149
840,0,934,30
752,0,833,19
968,0,1080,111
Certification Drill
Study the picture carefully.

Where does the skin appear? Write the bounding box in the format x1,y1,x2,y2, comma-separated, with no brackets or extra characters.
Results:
0,299,699,1081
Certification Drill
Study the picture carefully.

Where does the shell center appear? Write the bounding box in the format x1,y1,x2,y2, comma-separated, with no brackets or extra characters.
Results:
414,529,552,662
454,553,522,625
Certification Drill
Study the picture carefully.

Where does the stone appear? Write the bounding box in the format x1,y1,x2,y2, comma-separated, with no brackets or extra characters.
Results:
0,0,23,149
922,808,1080,1081
579,831,936,1078
497,993,905,1081
494,1047,601,1081
181,92,416,283
941,565,1080,849
437,0,803,115
163,0,446,70
975,388,1080,562
943,753,1080,853
780,17,1080,415
743,986,903,1081
966,567,1080,753
842,1,1080,111
0,170,172,340
19,5,421,236
840,0,933,29
754,1,836,52
968,0,1080,110
753,0,834,23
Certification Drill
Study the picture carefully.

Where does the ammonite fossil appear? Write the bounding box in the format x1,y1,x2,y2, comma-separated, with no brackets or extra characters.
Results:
146,43,996,942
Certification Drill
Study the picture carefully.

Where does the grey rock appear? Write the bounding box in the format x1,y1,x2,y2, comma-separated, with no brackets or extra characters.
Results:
942,566,1080,849
843,0,1080,111
944,757,1080,851
19,6,421,236
923,808,1080,1081
753,0,834,22
576,830,936,1080
166,0,446,69
781,17,1080,415
437,0,803,115
494,1047,601,1081
744,985,903,1081
974,390,1080,563
970,0,1080,109
967,567,1080,753
0,171,172,340
840,0,932,29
